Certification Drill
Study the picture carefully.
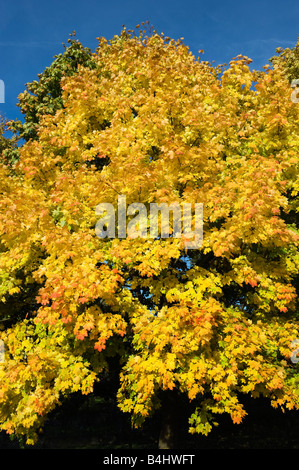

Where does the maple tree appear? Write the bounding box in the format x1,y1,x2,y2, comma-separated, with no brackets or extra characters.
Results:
0,117,19,166
0,25,299,447
270,36,299,83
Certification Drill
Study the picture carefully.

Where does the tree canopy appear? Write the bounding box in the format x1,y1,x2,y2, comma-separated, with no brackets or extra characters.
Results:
10,33,97,143
270,36,299,83
0,26,299,446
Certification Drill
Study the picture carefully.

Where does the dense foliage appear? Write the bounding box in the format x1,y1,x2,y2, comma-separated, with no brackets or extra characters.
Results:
0,26,299,446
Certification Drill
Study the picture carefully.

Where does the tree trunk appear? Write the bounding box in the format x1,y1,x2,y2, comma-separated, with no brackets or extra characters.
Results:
158,390,180,449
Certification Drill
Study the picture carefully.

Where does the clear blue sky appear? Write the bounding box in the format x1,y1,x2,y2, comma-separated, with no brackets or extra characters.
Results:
0,0,298,123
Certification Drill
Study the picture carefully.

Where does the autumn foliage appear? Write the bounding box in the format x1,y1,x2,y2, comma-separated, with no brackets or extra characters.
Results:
0,26,299,445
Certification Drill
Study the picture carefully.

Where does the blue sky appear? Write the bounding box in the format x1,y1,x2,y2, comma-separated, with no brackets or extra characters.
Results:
0,0,298,123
